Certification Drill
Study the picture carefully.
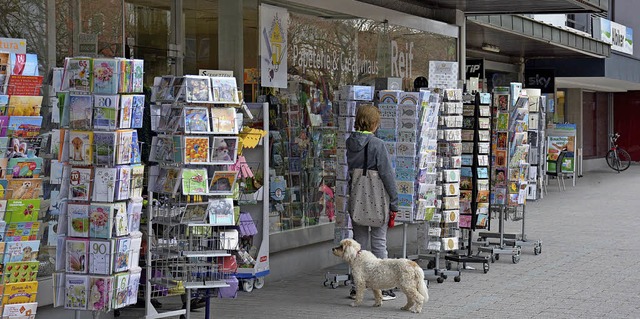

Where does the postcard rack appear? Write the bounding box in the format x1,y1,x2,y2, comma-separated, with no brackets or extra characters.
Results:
0,51,47,319
478,84,530,263
47,57,146,318
147,75,269,319
444,92,491,273
415,88,462,284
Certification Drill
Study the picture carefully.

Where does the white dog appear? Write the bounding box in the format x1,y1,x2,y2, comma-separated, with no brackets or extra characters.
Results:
332,238,428,313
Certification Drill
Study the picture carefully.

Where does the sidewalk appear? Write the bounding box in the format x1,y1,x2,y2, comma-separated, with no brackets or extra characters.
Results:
197,166,639,318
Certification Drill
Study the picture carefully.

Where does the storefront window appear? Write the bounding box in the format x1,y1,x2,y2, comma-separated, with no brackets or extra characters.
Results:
268,12,457,233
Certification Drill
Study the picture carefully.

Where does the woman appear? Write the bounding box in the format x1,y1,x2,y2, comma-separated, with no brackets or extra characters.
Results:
346,104,398,300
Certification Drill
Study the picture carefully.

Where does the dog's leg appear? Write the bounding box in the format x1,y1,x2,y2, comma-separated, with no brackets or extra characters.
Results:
350,282,366,307
401,286,423,313
372,289,382,307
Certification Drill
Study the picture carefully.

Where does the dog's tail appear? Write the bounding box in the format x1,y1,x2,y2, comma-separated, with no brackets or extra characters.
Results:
415,264,429,302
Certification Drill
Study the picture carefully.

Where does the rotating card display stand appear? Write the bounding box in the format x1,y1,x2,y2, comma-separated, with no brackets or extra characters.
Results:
147,75,251,319
0,51,46,319
416,88,462,284
444,92,491,274
50,57,146,318
324,85,373,289
478,84,530,264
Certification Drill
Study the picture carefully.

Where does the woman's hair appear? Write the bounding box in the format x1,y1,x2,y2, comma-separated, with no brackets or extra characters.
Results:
354,104,380,132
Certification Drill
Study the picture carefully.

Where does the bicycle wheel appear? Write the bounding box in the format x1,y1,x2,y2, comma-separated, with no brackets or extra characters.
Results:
606,150,620,172
616,149,632,171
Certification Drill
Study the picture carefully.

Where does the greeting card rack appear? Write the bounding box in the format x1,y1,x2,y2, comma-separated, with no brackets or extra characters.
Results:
324,85,372,289
478,84,529,263
416,88,462,284
48,56,146,318
0,50,47,319
444,92,491,274
147,75,269,319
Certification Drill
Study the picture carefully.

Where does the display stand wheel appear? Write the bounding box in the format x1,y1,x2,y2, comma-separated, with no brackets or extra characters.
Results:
323,279,329,287
512,254,521,264
534,244,542,255
483,263,490,274
454,276,461,282
114,310,121,317
254,277,265,289
436,277,444,284
494,254,500,261
243,279,255,292
344,279,352,286
330,281,338,289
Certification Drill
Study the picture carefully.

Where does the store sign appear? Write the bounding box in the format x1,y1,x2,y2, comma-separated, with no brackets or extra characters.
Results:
593,17,634,55
199,69,233,77
0,37,26,54
391,40,414,79
260,4,289,88
466,59,484,79
525,68,555,94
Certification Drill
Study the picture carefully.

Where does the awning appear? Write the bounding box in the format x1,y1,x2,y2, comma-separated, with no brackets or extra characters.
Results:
413,0,607,14
466,15,610,60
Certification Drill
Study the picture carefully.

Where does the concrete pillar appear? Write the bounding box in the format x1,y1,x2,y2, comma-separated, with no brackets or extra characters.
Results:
456,9,465,87
565,88,583,151
218,0,244,88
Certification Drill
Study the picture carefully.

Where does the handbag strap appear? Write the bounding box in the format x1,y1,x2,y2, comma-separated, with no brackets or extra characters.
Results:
363,143,369,176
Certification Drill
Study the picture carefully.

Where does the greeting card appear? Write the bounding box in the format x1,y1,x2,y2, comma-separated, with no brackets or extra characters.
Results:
210,76,239,104
182,168,209,195
149,135,175,163
207,198,235,226
4,240,39,263
68,167,92,201
210,107,237,134
127,199,143,233
113,202,129,237
151,166,181,195
65,274,89,310
127,271,142,306
3,281,38,305
113,237,131,273
2,301,37,317
132,59,144,93
68,130,93,166
68,94,93,129
67,203,90,238
3,261,39,283
4,199,40,223
7,116,42,138
89,204,114,239
184,107,210,132
210,171,237,194
7,95,42,117
116,130,133,164
119,94,133,129
93,132,116,166
7,178,42,200
6,157,43,179
185,75,213,103
92,58,119,94
180,202,209,223
119,59,132,93
130,165,144,199
129,236,142,272
61,57,93,92
93,95,119,130
66,238,89,273
131,131,141,164
115,165,131,201
89,239,113,275
131,94,145,128
4,221,40,241
88,276,113,311
113,272,129,309
183,136,209,164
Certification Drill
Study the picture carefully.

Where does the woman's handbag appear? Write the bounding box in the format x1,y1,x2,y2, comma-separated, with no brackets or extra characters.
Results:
349,143,389,227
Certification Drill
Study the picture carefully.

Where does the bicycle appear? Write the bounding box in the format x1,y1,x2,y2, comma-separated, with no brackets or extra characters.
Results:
605,133,631,172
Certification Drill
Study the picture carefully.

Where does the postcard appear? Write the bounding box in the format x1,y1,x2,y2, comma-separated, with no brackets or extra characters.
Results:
68,130,94,166
92,58,119,94
7,178,42,200
7,95,42,116
210,107,237,134
89,239,113,275
94,131,117,166
65,274,88,310
184,106,210,133
210,171,237,193
4,240,39,264
68,94,93,129
182,168,209,195
7,116,42,138
89,203,114,239
93,94,119,130
68,167,92,201
119,94,133,128
208,198,235,226
180,202,209,223
185,75,213,103
184,136,210,163
67,203,90,238
210,76,239,104
131,94,145,128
